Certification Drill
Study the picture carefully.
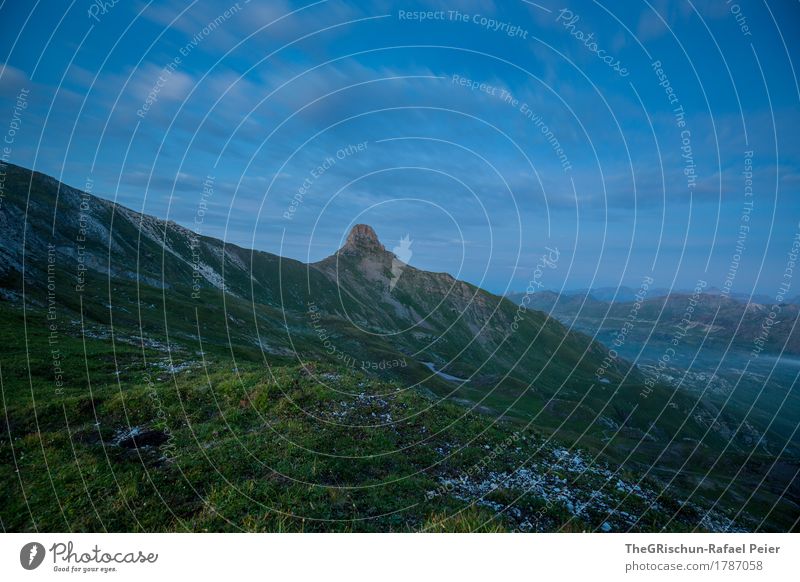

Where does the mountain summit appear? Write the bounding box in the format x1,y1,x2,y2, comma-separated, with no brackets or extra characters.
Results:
340,224,385,255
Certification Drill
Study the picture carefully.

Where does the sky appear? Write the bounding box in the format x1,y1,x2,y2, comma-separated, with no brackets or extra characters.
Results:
1,0,799,298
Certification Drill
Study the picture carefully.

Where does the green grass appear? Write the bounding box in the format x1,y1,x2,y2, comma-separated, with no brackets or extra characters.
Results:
2,302,742,533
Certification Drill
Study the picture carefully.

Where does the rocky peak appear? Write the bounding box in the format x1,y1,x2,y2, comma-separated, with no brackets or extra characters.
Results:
340,224,385,255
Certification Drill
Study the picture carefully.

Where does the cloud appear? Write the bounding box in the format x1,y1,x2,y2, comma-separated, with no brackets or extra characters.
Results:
140,0,372,57
0,62,30,96
635,0,730,42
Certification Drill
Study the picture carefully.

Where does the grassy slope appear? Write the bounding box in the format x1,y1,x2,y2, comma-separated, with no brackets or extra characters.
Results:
2,303,762,533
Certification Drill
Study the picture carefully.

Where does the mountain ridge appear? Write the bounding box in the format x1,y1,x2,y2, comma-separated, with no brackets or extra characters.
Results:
0,163,620,380
2,163,797,532
0,164,761,464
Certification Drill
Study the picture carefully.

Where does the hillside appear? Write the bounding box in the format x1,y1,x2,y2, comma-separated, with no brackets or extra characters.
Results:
1,163,798,532
0,305,770,532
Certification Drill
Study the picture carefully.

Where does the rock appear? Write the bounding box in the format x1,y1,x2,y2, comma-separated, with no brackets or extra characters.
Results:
340,224,385,255
299,363,317,377
115,426,169,449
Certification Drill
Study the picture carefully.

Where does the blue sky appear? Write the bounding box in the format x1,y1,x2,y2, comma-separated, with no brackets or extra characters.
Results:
1,0,799,298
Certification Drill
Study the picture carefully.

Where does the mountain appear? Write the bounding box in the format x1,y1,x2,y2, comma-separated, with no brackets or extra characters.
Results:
508,286,787,309
0,162,643,424
506,289,800,357
312,223,623,389
1,163,797,532
1,164,720,447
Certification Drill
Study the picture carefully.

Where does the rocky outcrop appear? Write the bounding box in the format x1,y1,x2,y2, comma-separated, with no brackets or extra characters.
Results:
340,224,386,256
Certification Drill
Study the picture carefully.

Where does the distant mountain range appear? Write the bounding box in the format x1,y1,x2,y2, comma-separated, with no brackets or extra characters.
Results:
505,288,800,357
515,286,795,306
